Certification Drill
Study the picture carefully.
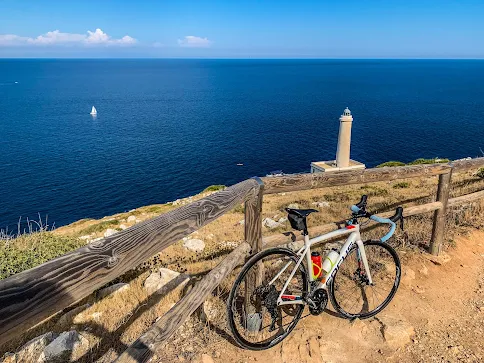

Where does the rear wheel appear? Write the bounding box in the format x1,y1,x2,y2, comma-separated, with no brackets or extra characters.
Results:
329,240,401,319
227,248,309,350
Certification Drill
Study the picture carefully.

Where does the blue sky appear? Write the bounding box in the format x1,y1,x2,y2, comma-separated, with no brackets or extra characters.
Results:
0,0,483,58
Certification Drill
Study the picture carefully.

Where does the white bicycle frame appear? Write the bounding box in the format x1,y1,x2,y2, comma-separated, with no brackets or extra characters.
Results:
270,223,373,307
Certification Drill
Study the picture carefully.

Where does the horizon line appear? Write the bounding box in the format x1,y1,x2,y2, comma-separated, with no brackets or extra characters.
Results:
1,57,484,60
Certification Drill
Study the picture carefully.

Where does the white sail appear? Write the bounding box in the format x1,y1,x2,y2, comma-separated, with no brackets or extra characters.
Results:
90,106,97,115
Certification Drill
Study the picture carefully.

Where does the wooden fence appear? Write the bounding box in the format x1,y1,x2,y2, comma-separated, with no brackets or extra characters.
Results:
0,158,483,362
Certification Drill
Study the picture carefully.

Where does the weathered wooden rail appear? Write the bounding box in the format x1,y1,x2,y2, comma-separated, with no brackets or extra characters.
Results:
0,158,482,362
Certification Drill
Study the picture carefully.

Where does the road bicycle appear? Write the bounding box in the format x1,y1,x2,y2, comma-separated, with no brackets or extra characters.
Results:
227,195,404,350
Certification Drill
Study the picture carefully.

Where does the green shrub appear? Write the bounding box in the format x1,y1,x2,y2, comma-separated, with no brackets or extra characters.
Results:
477,167,484,178
408,158,449,165
203,185,226,193
376,161,405,168
78,219,119,235
393,182,410,189
0,232,85,280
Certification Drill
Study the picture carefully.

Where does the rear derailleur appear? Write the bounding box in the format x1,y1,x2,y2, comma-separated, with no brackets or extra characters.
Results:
251,285,280,332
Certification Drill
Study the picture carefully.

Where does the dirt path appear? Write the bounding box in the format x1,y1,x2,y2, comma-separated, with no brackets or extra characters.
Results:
197,231,484,363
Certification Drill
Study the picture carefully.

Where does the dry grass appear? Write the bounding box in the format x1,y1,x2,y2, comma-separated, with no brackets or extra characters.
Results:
1,170,483,361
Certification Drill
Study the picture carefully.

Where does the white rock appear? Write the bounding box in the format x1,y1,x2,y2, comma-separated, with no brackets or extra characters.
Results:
207,233,214,239
238,219,245,226
97,283,130,299
144,268,189,295
38,331,89,362
379,314,415,349
200,298,219,324
263,217,282,229
183,239,205,252
119,224,128,230
12,332,57,363
312,201,330,208
78,235,91,241
127,215,137,223
103,229,117,238
278,217,288,224
90,237,103,244
287,203,300,209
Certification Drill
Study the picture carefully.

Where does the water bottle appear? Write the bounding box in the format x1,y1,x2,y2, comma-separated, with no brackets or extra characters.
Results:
322,250,340,274
310,251,322,279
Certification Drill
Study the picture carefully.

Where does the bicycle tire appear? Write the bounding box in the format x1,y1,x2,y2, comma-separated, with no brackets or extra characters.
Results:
227,247,309,350
329,240,401,319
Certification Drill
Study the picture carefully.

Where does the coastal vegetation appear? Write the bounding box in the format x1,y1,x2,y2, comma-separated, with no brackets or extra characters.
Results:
377,158,450,168
203,185,226,192
0,231,83,280
478,167,484,178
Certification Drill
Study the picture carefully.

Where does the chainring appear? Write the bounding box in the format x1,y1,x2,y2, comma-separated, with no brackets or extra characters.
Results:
309,288,328,316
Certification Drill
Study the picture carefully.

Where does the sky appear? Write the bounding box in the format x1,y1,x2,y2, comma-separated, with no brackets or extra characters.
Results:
0,0,483,58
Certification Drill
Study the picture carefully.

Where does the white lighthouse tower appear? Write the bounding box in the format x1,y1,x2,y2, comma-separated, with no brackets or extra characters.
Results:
310,107,365,173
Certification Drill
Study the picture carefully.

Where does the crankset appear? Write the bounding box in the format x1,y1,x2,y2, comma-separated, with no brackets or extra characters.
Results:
308,288,328,316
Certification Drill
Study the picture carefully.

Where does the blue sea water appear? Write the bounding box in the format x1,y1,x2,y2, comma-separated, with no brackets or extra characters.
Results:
0,59,483,230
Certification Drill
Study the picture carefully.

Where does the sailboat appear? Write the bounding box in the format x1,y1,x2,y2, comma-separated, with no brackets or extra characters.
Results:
90,106,97,116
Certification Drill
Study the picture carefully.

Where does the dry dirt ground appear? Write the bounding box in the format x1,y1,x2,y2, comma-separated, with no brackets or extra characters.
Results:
189,231,484,363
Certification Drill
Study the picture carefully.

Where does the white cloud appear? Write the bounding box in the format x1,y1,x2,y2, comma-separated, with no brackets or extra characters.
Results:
177,35,211,48
0,29,137,46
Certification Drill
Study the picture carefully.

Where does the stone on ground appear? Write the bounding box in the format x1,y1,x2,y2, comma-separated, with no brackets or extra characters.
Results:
424,252,452,265
127,215,137,223
183,238,205,252
103,228,117,238
379,314,415,349
263,217,281,229
97,283,130,299
312,201,330,208
199,297,222,324
144,268,189,295
38,331,89,362
6,332,56,363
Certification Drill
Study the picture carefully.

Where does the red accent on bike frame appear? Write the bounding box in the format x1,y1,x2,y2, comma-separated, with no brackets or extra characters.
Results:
281,295,296,300
346,225,356,229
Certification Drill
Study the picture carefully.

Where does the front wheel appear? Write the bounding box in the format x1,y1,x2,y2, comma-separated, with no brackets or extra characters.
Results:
329,240,401,319
227,248,309,350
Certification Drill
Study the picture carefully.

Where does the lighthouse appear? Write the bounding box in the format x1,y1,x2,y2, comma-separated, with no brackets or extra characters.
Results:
310,107,365,173
336,107,353,168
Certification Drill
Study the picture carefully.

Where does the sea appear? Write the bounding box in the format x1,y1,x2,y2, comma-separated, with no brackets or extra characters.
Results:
1,59,483,230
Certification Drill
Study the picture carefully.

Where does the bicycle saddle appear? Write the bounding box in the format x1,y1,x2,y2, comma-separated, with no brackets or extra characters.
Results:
285,208,318,218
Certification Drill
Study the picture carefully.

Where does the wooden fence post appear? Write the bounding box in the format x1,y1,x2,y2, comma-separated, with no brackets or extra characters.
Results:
245,177,264,256
429,169,453,255
244,177,264,326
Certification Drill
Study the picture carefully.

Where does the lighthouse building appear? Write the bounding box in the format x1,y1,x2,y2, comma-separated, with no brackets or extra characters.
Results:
310,107,366,173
